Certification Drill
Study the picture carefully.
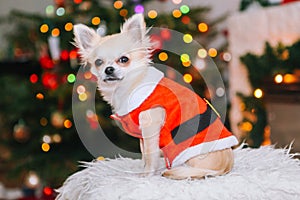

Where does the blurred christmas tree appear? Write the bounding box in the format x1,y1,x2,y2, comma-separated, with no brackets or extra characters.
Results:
0,0,230,196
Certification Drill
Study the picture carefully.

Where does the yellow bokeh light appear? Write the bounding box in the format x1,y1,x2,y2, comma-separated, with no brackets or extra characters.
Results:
41,143,50,152
79,93,88,101
172,9,182,18
283,74,297,84
183,74,193,83
183,34,193,43
274,74,283,84
114,1,123,9
240,121,253,132
208,48,217,57
197,48,207,58
51,28,60,37
97,156,105,161
40,24,49,33
64,119,72,129
198,22,208,32
182,61,191,67
254,88,263,98
158,52,168,61
180,53,190,63
120,9,128,17
65,22,73,31
91,17,101,25
148,10,158,19
36,93,44,100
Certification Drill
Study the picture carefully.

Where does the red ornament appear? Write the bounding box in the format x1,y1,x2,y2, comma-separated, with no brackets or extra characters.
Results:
181,16,190,24
42,72,59,90
29,74,39,84
39,56,54,69
43,187,53,196
73,0,82,4
60,50,69,61
69,49,78,59
54,0,65,7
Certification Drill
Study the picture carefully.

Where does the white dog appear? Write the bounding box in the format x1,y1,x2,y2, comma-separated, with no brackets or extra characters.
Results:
73,14,238,179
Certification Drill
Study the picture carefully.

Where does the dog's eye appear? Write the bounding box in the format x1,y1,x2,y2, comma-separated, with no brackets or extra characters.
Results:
119,56,129,63
95,59,103,67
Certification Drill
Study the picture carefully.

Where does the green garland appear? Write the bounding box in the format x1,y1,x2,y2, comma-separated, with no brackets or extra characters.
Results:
239,40,300,147
240,40,300,88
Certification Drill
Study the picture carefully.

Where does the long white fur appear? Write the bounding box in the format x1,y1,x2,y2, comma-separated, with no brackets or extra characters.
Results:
56,145,300,200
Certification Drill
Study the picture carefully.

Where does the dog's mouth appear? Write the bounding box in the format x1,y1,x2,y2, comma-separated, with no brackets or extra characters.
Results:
103,76,123,82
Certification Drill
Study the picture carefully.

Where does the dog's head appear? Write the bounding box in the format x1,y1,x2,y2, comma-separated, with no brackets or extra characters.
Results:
73,14,152,85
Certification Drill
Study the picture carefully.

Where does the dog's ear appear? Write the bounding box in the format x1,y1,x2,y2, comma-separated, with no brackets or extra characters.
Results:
121,14,146,41
73,24,98,51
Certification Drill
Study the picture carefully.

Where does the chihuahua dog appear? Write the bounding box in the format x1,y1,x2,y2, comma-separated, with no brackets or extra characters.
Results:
73,14,238,179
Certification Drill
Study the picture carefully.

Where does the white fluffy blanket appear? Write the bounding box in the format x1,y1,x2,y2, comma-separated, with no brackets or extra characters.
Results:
56,145,300,200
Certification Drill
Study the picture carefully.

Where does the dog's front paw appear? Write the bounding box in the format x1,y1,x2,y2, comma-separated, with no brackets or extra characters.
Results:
139,172,154,178
139,168,157,178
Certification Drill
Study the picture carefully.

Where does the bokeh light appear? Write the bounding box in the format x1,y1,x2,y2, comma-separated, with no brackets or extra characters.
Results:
274,74,283,84
172,9,182,18
43,135,51,143
148,10,157,19
183,73,193,83
45,5,54,16
67,74,76,83
197,48,207,58
183,34,193,43
114,1,123,9
120,9,128,17
158,52,168,61
222,52,232,62
40,24,49,33
56,7,65,16
40,117,48,126
283,74,297,84
36,93,44,100
172,0,182,4
180,53,190,63
135,5,144,13
79,93,88,101
254,88,263,98
64,119,72,128
65,22,73,31
198,22,208,32
51,28,60,37
180,5,190,14
42,143,50,152
30,74,39,83
91,17,101,25
208,48,217,57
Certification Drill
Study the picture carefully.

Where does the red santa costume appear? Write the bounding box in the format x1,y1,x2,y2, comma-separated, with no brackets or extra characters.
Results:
111,67,238,169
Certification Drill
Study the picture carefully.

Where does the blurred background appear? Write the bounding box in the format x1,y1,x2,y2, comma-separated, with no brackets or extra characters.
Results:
0,0,299,199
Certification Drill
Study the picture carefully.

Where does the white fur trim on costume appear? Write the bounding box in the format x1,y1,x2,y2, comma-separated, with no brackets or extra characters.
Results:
113,67,164,116
172,135,239,167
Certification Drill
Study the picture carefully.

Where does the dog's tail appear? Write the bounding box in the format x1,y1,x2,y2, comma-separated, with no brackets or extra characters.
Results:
162,166,224,180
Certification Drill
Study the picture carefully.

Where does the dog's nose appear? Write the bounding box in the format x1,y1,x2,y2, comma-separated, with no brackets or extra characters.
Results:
105,66,115,75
